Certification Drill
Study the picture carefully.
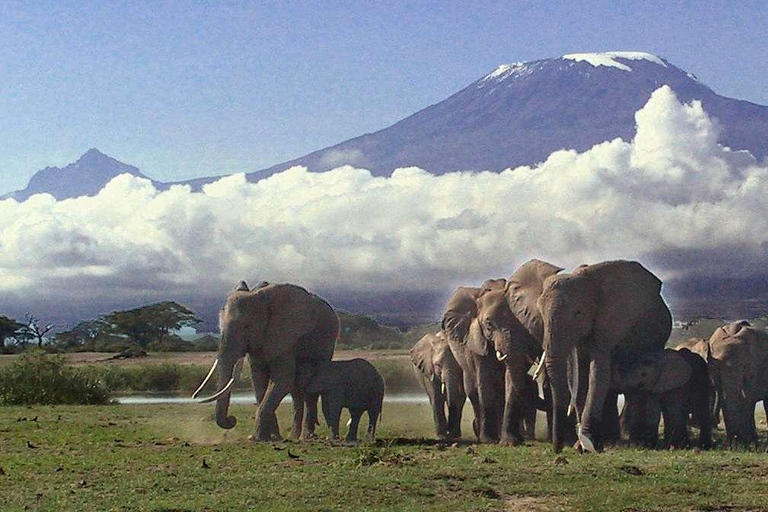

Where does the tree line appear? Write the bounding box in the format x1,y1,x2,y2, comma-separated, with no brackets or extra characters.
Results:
0,302,207,354
0,302,435,355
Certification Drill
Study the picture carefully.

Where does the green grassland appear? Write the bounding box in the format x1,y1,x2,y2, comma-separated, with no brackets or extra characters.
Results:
2,402,768,511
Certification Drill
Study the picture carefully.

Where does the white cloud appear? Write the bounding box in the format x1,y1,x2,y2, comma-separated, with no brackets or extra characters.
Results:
1,86,767,305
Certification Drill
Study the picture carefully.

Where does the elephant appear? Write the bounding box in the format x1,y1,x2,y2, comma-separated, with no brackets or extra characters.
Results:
442,284,506,443
410,331,466,440
305,358,384,443
539,260,672,453
707,321,768,447
466,259,562,445
614,348,712,449
675,337,718,428
194,281,340,441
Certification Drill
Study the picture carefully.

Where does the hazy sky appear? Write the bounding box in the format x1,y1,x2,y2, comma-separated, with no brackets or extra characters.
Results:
1,0,766,194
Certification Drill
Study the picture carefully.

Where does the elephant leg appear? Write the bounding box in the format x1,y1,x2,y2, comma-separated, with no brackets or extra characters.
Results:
431,378,449,439
661,391,688,449
346,409,363,443
253,356,295,442
290,388,305,440
367,409,380,441
250,361,281,440
500,369,525,446
463,369,482,441
302,393,320,439
601,390,621,445
579,352,612,452
446,387,466,441
322,395,342,439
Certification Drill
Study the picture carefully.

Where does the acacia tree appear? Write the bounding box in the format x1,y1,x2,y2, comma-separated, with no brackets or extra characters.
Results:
102,301,202,348
22,314,55,348
0,315,25,349
54,320,114,349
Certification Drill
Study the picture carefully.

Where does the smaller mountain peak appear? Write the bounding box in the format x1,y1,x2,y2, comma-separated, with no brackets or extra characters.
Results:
561,52,667,71
77,148,110,163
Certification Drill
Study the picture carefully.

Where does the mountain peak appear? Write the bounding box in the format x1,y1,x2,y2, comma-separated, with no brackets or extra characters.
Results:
561,51,667,71
5,149,157,201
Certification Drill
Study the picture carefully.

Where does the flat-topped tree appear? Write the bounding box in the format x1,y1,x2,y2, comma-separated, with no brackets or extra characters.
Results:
102,301,202,348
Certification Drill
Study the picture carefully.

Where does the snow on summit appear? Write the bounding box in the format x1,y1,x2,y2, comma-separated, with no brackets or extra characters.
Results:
562,52,667,71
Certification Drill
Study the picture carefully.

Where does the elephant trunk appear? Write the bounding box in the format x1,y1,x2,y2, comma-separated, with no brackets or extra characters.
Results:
213,357,242,430
544,330,574,453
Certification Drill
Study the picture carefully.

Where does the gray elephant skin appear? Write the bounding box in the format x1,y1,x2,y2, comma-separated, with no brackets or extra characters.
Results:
306,358,385,442
708,321,768,446
195,282,340,441
615,348,712,449
539,260,672,453
467,259,561,445
410,332,466,440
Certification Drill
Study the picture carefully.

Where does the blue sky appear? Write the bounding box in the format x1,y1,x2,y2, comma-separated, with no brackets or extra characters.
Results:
1,0,766,194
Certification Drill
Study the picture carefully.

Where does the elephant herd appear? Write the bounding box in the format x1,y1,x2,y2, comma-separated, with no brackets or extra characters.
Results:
411,259,768,452
193,261,768,453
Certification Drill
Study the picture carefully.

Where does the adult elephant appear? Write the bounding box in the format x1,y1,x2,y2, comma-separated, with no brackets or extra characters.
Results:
442,284,505,442
410,331,466,440
707,321,768,447
539,260,672,453
468,259,562,445
194,281,339,441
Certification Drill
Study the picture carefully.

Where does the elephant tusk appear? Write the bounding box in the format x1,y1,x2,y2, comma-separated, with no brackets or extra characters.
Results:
533,350,547,381
496,351,508,362
198,359,243,403
192,359,218,399
577,423,596,453
441,381,447,396
198,377,235,403
346,417,352,427
741,388,747,399
567,347,579,417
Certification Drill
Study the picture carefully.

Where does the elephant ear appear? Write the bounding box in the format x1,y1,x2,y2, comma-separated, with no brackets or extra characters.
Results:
442,287,480,347
466,318,489,356
262,284,316,361
652,350,693,393
410,334,436,379
506,259,563,339
580,260,666,345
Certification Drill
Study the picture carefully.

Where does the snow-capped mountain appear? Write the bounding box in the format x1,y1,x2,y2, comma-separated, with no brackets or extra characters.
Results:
181,51,768,188
6,52,768,199
4,148,157,201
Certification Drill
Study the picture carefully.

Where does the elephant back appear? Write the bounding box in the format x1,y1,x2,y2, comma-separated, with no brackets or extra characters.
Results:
574,260,670,349
505,259,563,342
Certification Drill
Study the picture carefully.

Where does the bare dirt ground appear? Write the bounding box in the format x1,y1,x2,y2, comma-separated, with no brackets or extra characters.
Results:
0,349,410,367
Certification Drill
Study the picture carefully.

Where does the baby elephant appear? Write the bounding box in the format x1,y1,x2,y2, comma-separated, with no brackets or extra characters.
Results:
614,348,712,449
306,358,385,443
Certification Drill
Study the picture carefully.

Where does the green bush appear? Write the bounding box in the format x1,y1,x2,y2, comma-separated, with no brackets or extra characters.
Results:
0,350,111,405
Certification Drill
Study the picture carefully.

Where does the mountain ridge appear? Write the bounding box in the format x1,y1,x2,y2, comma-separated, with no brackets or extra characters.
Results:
5,52,768,200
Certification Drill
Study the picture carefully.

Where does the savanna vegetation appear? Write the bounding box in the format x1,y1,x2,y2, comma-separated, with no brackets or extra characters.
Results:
2,402,768,511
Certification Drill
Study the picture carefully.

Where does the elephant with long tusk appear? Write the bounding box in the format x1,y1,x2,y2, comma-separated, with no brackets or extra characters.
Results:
538,260,672,453
194,281,339,441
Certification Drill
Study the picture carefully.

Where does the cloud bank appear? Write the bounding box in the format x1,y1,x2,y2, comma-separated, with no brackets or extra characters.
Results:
1,86,767,307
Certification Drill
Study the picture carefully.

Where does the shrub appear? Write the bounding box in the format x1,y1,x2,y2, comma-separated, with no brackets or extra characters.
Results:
0,350,111,405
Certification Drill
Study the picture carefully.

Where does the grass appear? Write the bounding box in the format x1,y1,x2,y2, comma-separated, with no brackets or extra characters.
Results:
2,402,768,511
